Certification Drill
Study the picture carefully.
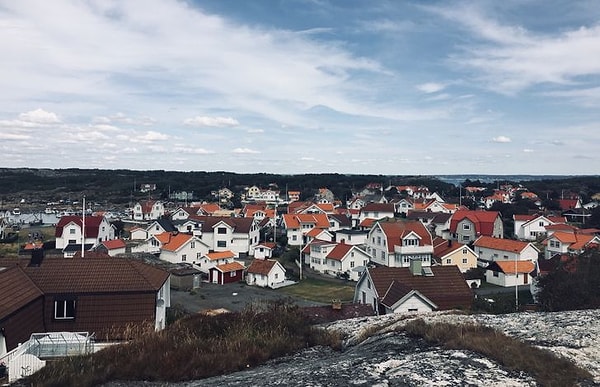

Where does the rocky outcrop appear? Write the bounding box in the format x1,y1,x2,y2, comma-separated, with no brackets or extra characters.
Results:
104,309,600,386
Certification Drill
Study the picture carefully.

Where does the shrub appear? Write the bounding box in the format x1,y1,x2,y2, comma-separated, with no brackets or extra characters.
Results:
27,300,341,387
404,319,592,387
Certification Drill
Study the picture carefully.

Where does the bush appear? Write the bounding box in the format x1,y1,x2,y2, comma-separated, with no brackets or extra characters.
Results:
404,319,592,387
28,301,341,387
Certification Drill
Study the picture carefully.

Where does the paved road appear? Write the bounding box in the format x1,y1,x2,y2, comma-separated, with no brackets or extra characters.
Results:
170,281,324,314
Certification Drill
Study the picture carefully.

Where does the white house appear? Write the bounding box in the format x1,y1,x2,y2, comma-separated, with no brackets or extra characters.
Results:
196,250,237,274
366,219,434,268
246,259,286,288
151,232,209,265
335,229,368,246
485,260,536,287
473,236,540,267
55,215,116,257
132,200,165,221
358,203,395,225
190,216,260,257
513,214,567,241
281,213,331,246
544,230,600,259
254,242,276,259
307,241,370,281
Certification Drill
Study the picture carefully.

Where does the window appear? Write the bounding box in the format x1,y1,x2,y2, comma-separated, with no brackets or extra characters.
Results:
197,252,202,259
446,258,452,264
408,308,418,312
461,236,470,242
493,271,499,277
292,235,297,241
68,239,77,245
191,241,195,249
275,273,279,279
54,299,76,320
217,240,227,248
404,238,418,246
217,227,227,234
462,223,471,231
380,251,385,259
377,236,382,245
503,255,509,260
182,254,187,262
230,271,236,277
367,280,371,289
462,248,468,254
350,261,355,268
539,221,544,227
69,228,76,234
462,258,468,264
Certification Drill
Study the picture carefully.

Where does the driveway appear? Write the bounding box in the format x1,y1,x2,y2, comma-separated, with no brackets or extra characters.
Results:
170,281,323,314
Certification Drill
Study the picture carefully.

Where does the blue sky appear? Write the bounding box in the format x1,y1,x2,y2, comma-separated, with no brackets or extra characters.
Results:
1,0,600,175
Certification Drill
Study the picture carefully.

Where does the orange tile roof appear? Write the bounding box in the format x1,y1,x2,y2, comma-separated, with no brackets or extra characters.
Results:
154,232,194,251
359,218,376,228
206,250,236,260
102,239,126,249
214,261,245,273
326,243,353,261
474,236,532,253
282,213,330,229
377,220,432,253
494,260,535,274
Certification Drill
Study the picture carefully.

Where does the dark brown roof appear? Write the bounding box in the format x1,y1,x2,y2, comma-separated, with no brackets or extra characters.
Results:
367,266,473,311
188,215,255,233
1,257,169,294
0,265,43,319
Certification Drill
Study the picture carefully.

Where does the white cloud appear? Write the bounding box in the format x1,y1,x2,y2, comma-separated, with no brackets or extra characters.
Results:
492,136,511,143
523,148,534,153
247,128,264,134
19,108,60,124
0,133,31,140
184,116,240,127
416,82,446,93
135,131,170,143
232,147,260,154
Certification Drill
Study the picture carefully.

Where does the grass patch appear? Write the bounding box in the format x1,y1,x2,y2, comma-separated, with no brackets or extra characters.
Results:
277,276,355,303
27,301,341,387
404,319,593,387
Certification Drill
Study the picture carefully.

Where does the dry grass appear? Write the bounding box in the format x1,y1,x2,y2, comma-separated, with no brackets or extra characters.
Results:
278,277,355,303
404,319,593,387
27,301,341,387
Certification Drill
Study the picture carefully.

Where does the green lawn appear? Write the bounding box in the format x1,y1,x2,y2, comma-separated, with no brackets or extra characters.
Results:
277,277,356,303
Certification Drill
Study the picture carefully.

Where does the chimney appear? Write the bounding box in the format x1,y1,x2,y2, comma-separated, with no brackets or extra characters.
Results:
409,258,422,276
28,248,44,267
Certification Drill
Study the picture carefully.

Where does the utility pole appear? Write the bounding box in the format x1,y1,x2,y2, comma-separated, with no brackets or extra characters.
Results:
515,256,519,312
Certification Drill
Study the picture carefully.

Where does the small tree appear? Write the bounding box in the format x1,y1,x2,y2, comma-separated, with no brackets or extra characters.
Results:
537,248,600,311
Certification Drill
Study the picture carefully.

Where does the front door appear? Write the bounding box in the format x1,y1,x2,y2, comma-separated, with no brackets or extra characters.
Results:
523,273,528,284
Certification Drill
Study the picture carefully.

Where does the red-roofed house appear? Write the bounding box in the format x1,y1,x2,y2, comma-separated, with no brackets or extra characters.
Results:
513,214,567,241
473,236,540,267
96,238,127,256
246,259,286,288
557,198,582,211
282,213,331,246
485,260,536,287
449,210,503,243
544,231,600,259
209,262,245,285
254,242,276,259
355,264,473,314
150,232,209,265
132,200,165,221
366,219,434,268
197,250,237,274
306,240,370,281
55,215,116,257
358,203,395,225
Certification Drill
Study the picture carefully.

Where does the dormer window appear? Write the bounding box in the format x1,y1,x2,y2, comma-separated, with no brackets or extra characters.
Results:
463,223,471,231
403,238,418,246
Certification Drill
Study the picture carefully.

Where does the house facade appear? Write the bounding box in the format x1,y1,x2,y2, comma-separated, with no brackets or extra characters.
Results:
432,238,478,273
354,264,473,314
209,262,245,285
473,236,540,267
366,219,434,268
190,216,260,257
151,232,209,264
449,210,503,243
485,260,536,287
282,213,330,246
55,215,115,256
513,214,566,241
132,200,165,221
544,231,600,259
0,256,170,353
196,250,237,274
307,241,370,281
245,259,286,288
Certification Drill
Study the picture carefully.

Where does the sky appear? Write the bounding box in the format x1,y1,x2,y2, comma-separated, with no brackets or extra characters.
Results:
1,0,600,176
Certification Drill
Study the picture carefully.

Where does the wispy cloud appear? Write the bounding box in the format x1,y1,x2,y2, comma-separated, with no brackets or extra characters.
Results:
416,82,446,93
232,147,260,154
492,136,511,143
183,116,240,127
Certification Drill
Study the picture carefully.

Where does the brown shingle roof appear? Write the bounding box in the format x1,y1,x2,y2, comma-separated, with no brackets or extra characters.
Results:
14,257,169,294
0,265,43,319
247,259,280,275
367,265,473,310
